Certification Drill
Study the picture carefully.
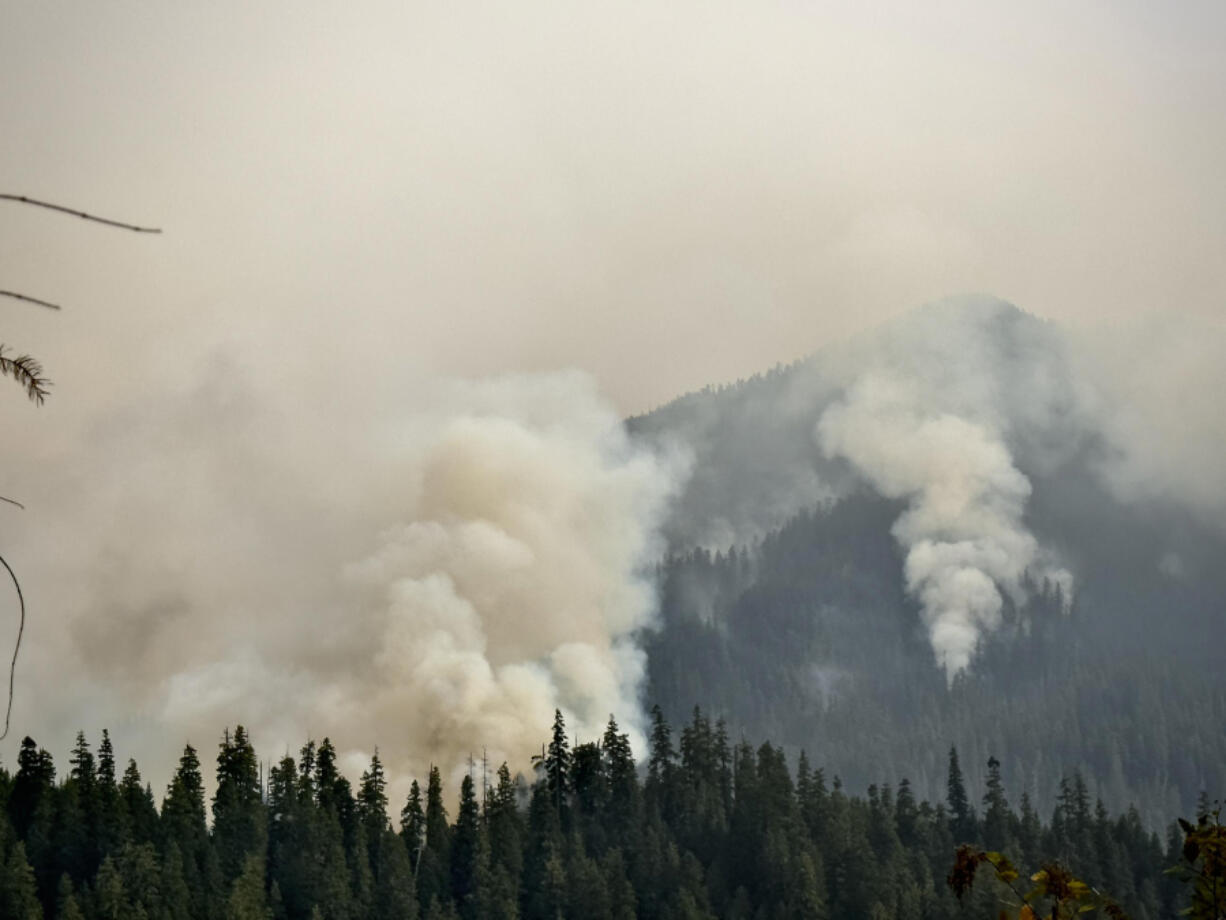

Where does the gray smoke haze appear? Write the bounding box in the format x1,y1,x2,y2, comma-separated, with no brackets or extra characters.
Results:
2,364,684,797
3,0,1225,804
817,298,1077,677
640,295,1226,677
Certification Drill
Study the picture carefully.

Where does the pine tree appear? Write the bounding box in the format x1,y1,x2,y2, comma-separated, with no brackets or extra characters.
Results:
451,773,482,916
161,744,211,920
160,841,192,920
895,777,919,848
0,840,42,920
96,730,123,860
120,759,159,845
116,841,163,919
645,705,676,822
226,852,271,920
373,827,419,920
213,726,267,887
601,718,638,853
358,749,390,883
486,764,524,888
93,854,125,920
56,873,85,920
401,780,426,870
416,767,451,915
543,710,571,828
9,737,54,841
945,746,973,844
982,756,1011,853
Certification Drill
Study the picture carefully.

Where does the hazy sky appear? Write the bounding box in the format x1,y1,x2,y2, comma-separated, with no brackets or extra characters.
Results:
4,0,1225,413
2,1,1224,789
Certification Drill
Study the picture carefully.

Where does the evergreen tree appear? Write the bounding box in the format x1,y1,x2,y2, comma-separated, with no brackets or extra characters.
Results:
161,743,213,920
93,853,125,920
95,730,123,860
226,852,272,920
213,726,267,887
416,766,451,915
358,748,390,897
400,780,426,870
161,841,192,920
56,873,85,920
116,841,163,919
9,737,54,841
486,764,524,889
646,705,676,819
543,710,571,827
119,759,159,845
896,777,919,849
945,746,973,844
0,840,42,920
982,755,1012,853
451,773,482,918
601,717,638,854
373,827,419,920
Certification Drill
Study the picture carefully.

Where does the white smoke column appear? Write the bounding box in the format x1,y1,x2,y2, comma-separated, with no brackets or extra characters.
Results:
815,299,1074,679
6,365,684,799
333,372,683,776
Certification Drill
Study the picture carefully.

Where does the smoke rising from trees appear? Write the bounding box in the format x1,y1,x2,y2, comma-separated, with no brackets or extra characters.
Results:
5,366,684,797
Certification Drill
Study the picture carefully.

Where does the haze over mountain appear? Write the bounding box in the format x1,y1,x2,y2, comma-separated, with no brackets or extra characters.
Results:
630,295,1226,826
3,294,1222,832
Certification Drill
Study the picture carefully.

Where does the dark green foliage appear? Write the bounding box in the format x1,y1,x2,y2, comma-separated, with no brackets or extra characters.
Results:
416,766,451,915
0,715,1207,920
213,726,266,887
451,773,481,915
400,779,426,870
640,485,1226,832
946,746,975,844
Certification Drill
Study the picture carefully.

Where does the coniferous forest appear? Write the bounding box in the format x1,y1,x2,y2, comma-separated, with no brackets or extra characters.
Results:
1,709,1220,920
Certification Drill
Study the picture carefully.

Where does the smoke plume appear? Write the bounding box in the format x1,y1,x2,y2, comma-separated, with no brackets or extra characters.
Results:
818,371,1071,677
3,366,683,796
813,298,1079,677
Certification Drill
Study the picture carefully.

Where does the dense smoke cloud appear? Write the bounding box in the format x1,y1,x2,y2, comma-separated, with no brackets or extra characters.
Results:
3,367,683,796
655,295,1225,679
818,371,1072,677
814,298,1079,677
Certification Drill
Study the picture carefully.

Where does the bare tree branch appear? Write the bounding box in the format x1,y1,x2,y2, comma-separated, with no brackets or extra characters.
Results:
0,551,25,741
1,193,162,233
0,290,62,311
0,497,25,510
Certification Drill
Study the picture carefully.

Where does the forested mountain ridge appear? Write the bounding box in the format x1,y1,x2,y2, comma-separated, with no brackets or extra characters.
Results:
628,297,1226,825
1,714,1215,920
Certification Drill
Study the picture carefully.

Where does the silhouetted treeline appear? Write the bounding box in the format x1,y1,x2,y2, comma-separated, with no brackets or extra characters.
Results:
2,709,1210,919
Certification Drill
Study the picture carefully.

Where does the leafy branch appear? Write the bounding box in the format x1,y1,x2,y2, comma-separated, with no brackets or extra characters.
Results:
1168,804,1226,920
948,846,1128,920
0,347,51,405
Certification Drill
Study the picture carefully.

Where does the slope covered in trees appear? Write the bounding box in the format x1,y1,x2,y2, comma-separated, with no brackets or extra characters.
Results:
630,301,1226,826
0,713,1215,919
643,491,1226,828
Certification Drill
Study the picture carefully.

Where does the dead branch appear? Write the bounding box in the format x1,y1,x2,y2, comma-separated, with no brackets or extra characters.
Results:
0,290,62,311
1,193,162,233
0,551,25,741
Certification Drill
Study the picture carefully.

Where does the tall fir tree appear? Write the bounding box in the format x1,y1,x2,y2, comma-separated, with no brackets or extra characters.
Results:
945,746,974,844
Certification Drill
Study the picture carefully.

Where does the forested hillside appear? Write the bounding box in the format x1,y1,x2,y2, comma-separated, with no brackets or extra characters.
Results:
0,714,1212,920
630,300,1226,826
644,493,1226,828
